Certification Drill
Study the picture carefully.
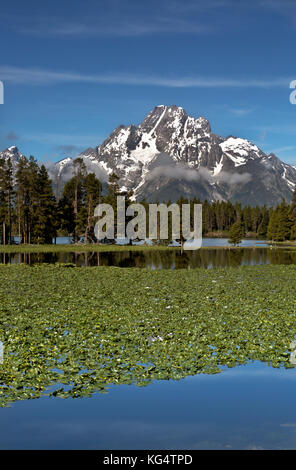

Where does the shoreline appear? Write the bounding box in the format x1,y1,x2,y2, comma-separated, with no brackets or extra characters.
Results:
0,242,291,254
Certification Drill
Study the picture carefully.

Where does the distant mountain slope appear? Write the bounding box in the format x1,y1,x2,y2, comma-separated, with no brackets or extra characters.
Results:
2,106,296,206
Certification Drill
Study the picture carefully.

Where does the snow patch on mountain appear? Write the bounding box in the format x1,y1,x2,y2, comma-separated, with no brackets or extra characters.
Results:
212,156,224,176
56,157,72,176
220,137,261,158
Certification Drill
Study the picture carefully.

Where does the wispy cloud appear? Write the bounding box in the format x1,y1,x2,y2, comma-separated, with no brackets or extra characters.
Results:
255,124,296,135
259,0,296,9
56,144,83,155
16,17,213,37
258,129,268,143
228,107,254,116
3,0,295,39
215,104,255,116
166,0,237,13
0,65,291,89
146,155,251,185
24,131,101,147
1,1,218,39
4,130,19,140
269,145,296,154
259,0,296,25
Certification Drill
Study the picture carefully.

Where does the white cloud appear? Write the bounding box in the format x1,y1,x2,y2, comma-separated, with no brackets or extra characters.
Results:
228,108,254,116
146,161,251,185
17,17,213,37
269,145,296,154
0,65,291,89
23,131,101,147
45,156,109,185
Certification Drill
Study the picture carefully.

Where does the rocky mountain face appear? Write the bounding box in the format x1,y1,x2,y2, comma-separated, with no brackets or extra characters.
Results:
0,146,23,172
2,106,296,206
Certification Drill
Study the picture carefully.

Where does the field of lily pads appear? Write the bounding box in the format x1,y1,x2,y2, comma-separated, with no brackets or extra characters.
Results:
0,263,296,407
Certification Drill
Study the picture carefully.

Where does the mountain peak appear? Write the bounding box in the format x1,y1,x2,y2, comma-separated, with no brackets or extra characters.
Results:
54,105,296,206
0,146,22,159
2,146,20,156
153,104,184,111
0,146,22,172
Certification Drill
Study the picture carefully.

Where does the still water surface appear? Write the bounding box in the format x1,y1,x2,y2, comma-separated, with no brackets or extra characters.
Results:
1,245,296,269
1,362,296,449
1,237,296,449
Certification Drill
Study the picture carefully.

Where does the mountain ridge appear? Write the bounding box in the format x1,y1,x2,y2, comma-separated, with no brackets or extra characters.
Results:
1,105,296,206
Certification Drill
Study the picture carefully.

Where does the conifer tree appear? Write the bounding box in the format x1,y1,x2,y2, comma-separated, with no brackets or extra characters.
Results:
106,173,120,239
228,222,243,246
107,173,120,206
267,201,290,242
83,173,102,243
267,208,277,242
0,158,6,244
277,200,291,241
31,165,56,244
0,157,15,244
15,155,28,243
257,206,269,238
289,187,296,240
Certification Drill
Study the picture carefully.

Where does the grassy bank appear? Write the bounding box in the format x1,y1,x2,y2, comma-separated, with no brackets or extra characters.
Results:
0,243,180,254
268,240,296,248
0,264,295,406
0,242,271,254
204,231,259,239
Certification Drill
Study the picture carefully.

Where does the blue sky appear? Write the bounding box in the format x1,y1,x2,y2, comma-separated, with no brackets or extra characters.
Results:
0,0,296,164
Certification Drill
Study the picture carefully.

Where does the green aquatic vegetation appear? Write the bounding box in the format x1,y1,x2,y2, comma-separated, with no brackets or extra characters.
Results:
0,264,296,406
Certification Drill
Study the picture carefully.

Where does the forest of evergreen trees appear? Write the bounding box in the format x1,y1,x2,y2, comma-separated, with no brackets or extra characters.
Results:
1,155,296,245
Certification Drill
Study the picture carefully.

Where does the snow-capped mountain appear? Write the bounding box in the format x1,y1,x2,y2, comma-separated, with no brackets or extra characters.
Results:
0,146,23,172
54,104,296,205
3,106,296,206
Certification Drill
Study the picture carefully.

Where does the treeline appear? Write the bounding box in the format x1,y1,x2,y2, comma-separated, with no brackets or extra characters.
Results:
202,194,296,242
0,155,57,244
1,155,296,244
142,194,296,242
0,156,131,245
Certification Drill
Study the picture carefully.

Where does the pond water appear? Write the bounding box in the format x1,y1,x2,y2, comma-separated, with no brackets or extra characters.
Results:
11,236,269,247
1,246,296,269
1,238,296,450
1,362,296,449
